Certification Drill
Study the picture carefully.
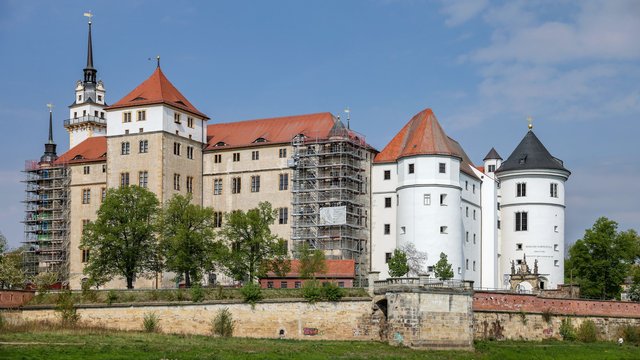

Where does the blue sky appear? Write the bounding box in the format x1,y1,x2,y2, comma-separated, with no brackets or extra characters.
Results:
0,0,638,249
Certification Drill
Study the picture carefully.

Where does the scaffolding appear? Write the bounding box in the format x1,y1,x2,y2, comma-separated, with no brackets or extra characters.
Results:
291,123,370,285
22,160,70,282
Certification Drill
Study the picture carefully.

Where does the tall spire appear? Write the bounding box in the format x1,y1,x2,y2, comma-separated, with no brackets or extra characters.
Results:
41,104,58,163
83,12,96,84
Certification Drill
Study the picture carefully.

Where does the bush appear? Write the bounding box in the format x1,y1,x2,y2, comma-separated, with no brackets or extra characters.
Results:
211,307,234,337
541,308,553,324
621,325,640,344
142,311,160,333
0,312,6,329
240,282,263,305
191,285,205,303
81,280,98,302
576,320,598,342
559,318,576,341
302,280,323,303
175,290,186,301
55,290,80,327
106,290,118,305
321,282,345,302
149,290,160,301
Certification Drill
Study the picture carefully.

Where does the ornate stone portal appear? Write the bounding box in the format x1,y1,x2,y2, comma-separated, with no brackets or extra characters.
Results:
509,255,546,293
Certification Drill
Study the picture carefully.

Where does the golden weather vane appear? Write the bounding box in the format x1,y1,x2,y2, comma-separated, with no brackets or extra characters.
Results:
527,116,533,130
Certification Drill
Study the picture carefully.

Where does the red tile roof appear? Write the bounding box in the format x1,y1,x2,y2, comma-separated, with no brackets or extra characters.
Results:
55,136,107,164
205,112,337,150
264,259,356,279
374,108,478,179
105,67,209,119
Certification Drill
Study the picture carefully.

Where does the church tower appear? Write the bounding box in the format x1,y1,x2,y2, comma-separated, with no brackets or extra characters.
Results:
495,122,570,290
64,13,107,149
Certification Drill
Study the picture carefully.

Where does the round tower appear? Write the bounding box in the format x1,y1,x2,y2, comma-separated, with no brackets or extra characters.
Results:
495,125,570,290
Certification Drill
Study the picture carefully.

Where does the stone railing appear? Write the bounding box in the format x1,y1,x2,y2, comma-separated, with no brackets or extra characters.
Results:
369,273,474,295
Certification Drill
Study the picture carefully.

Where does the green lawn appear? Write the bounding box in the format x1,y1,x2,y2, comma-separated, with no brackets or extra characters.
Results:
1,330,640,360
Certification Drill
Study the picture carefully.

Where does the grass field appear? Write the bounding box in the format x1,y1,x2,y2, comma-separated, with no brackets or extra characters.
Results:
1,329,640,360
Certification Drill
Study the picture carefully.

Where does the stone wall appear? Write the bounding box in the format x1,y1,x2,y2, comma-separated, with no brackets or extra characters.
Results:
8,298,380,341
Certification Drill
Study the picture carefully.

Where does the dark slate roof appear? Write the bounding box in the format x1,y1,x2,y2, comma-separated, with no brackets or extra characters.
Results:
483,147,502,161
495,131,569,174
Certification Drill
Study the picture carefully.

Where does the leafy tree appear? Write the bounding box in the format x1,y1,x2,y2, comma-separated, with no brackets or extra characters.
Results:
81,186,160,289
0,247,26,289
297,242,326,279
266,252,292,278
158,194,220,287
218,202,287,283
388,249,409,277
400,242,428,276
0,231,6,254
434,252,454,280
567,217,639,299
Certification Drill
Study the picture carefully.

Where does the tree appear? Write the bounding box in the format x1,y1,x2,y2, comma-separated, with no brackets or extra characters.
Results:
297,242,326,279
434,252,454,280
567,217,639,300
400,242,428,276
0,247,26,289
158,194,220,288
218,202,288,283
388,249,409,277
81,186,160,289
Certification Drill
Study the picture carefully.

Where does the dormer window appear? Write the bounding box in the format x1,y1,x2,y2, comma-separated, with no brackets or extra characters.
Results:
73,155,83,160
519,156,527,165
174,113,181,124
175,100,186,106
254,137,267,143
215,141,226,147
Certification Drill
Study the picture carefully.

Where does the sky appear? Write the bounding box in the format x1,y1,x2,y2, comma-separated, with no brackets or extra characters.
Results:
0,0,638,250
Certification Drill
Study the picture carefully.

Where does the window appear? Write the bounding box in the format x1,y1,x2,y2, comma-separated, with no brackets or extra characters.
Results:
516,243,523,251
123,112,132,123
251,175,261,192
280,281,288,289
384,224,390,235
252,150,259,160
82,220,90,230
214,178,222,195
384,170,391,180
279,173,289,191
554,260,559,267
466,259,469,270
472,184,476,194
121,141,130,155
338,282,345,288
423,194,431,205
173,142,181,156
174,113,181,123
140,127,144,133
400,226,406,235
554,244,559,251
100,111,104,119
137,110,146,121
385,252,392,263
473,261,476,271
78,95,82,102
82,249,90,263
213,211,223,228
497,202,501,210
466,207,469,217
214,154,222,163
458,267,462,274
516,259,523,265
120,172,130,187
473,234,476,244
102,164,106,173
101,187,106,202
554,225,559,233
187,117,194,128
384,197,392,208
187,146,194,159
83,166,90,175
233,152,240,162
439,163,446,173
427,266,434,273
550,183,558,198
186,176,194,193
440,226,448,234
408,163,415,174
232,177,241,194
465,181,468,190
294,281,301,289
440,193,447,206
517,183,527,197
466,232,469,242
139,140,148,153
82,189,90,204
97,94,102,102
279,148,287,158
267,281,274,289
497,220,501,229
279,207,288,224
488,164,496,172
473,210,476,220
139,171,148,188
515,211,528,231
173,174,181,190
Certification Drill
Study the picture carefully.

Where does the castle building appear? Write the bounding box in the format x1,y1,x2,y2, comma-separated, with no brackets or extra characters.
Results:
24,17,569,290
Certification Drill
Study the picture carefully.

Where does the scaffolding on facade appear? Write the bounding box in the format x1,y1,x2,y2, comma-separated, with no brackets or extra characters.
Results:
22,160,70,283
291,123,370,285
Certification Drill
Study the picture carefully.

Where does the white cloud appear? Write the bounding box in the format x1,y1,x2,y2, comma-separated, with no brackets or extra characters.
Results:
440,0,489,27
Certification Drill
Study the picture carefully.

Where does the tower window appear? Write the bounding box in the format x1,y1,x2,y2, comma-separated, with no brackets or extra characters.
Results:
186,176,194,193
173,174,181,191
466,231,469,242
515,211,528,231
440,193,447,206
78,95,82,102
278,207,288,224
408,163,415,174
473,210,476,220
440,226,448,234
554,244,559,251
516,183,527,197
213,211,223,228
385,252,392,264
173,142,181,156
516,243,523,251
279,173,289,191
137,110,146,121
123,112,132,123
384,197,392,208
554,260,559,267
550,183,558,198
473,261,476,271
384,224,390,235
214,178,223,195
121,142,130,155
488,164,496,172
187,146,194,160
466,259,469,270
120,172,130,187
187,117,194,128
423,194,431,205
251,175,261,192
232,177,241,194
384,170,391,180
473,184,476,194
233,153,240,162
83,166,90,175
82,189,91,204
82,249,90,263
279,148,287,158
174,113,181,124
439,163,446,174
101,187,106,202
214,154,222,163
97,95,102,102
466,207,469,217
473,233,476,244
252,150,259,160
139,171,148,188
139,140,148,153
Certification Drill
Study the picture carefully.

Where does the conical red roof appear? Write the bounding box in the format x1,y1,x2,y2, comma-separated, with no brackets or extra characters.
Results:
105,67,208,119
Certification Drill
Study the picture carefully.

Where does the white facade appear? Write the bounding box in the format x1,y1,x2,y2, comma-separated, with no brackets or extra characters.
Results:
66,80,107,149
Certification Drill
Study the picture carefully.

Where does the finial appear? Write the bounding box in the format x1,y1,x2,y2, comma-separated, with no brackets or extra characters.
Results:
527,116,533,130
344,107,350,130
83,11,93,25
156,55,160,68
46,103,54,143
47,103,54,112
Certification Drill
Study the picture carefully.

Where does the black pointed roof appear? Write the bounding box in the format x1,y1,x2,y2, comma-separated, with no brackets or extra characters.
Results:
483,147,502,161
495,130,569,174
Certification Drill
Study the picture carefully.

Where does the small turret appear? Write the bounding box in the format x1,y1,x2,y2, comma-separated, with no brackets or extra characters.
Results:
483,147,502,174
40,104,58,164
